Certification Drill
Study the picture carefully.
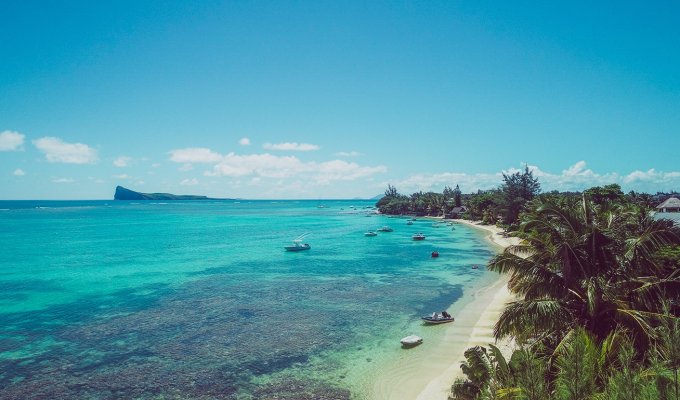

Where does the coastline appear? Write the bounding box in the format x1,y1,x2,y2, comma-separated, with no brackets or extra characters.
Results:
416,219,519,400
401,219,518,400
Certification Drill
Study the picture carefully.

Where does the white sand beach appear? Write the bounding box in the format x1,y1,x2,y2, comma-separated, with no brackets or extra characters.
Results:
372,220,518,400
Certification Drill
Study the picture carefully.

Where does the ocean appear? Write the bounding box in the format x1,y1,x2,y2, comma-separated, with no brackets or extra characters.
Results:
0,200,497,399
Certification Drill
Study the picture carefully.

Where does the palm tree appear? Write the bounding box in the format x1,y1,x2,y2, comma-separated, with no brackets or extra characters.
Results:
451,327,678,400
450,344,512,400
488,196,679,348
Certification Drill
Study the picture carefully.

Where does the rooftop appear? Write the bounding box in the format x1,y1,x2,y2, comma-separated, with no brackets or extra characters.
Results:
656,197,680,209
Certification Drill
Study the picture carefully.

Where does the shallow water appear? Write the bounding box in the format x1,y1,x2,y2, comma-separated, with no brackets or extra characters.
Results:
0,200,496,399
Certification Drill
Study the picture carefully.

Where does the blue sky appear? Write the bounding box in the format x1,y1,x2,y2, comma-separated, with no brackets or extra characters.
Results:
1,1,679,199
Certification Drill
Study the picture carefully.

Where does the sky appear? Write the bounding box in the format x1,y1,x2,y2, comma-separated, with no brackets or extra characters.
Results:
1,1,679,200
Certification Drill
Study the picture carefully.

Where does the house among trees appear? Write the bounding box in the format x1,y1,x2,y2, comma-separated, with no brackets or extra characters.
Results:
446,206,467,219
656,197,680,212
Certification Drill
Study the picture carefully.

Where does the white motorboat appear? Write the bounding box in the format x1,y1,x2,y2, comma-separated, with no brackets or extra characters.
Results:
285,234,311,252
400,335,423,347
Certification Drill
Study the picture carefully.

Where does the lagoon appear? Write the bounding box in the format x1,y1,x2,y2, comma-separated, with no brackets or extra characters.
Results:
0,200,497,399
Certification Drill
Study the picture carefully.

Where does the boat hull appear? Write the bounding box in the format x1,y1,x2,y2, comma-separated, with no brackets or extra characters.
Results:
421,317,454,324
400,335,423,347
285,244,311,252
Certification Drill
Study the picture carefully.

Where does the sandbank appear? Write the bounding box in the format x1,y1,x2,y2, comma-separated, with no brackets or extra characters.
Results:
372,219,517,400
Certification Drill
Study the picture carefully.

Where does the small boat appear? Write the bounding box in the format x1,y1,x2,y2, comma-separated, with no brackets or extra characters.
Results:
285,242,311,252
471,265,479,269
285,234,311,252
412,233,426,241
406,221,414,225
421,315,455,324
377,226,393,232
364,231,378,237
400,335,423,347
431,251,439,258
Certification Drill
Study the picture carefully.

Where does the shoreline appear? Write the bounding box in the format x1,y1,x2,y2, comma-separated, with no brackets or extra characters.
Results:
373,220,519,400
416,219,519,400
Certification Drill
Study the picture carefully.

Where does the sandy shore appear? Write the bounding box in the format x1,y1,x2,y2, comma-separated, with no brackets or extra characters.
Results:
373,219,517,400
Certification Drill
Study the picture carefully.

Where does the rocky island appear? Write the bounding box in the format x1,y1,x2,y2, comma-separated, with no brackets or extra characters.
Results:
114,186,224,200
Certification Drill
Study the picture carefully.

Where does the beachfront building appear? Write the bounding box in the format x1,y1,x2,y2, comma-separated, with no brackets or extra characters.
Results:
446,206,467,219
656,197,680,213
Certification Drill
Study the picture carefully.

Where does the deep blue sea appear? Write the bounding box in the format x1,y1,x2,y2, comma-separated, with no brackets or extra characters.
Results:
0,200,497,399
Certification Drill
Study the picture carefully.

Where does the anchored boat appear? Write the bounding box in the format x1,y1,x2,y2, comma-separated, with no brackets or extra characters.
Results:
400,335,423,347
285,234,311,252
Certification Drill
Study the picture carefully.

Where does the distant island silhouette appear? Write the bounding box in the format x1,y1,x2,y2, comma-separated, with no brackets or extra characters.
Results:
114,186,227,200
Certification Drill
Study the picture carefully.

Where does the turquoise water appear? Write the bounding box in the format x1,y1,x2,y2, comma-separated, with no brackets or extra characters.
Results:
0,200,496,399
656,211,680,226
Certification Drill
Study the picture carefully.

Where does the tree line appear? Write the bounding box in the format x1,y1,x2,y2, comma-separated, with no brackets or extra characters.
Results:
377,166,679,230
376,166,541,228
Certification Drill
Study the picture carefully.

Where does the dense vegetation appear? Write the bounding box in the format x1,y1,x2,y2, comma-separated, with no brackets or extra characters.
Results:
376,166,540,227
376,171,680,399
376,167,679,230
449,191,680,399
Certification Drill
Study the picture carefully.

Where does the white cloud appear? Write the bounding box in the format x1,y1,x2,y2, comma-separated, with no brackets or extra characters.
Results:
151,163,161,168
206,153,387,184
239,137,251,146
0,130,25,151
391,172,503,193
52,178,74,183
168,146,386,186
206,153,304,178
179,163,194,172
314,160,387,185
113,174,133,180
33,137,98,164
263,142,320,151
168,147,222,163
113,156,132,167
623,169,680,186
335,151,362,157
13,169,25,176
180,178,199,186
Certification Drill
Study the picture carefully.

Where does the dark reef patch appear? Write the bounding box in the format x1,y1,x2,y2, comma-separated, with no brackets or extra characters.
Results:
0,259,463,399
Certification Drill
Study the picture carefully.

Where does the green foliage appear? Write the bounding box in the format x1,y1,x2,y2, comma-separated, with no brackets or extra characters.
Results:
499,165,541,225
488,195,680,346
454,184,463,207
584,184,625,206
508,347,551,400
465,190,502,222
452,192,680,400
450,345,514,400
376,185,452,216
554,329,599,400
452,327,680,400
